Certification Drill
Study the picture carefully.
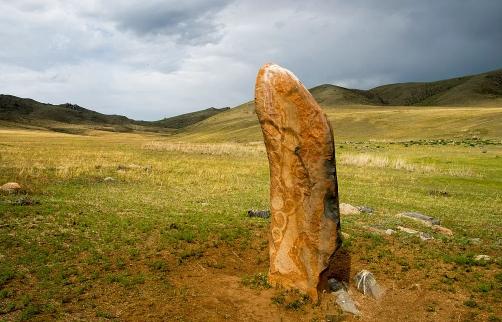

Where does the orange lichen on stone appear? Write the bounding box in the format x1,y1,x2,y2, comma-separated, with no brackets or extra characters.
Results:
255,63,341,301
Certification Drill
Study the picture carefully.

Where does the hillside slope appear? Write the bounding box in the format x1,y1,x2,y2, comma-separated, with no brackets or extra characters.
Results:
309,84,384,106
0,94,139,132
0,95,228,132
2,68,501,134
150,107,230,129
174,104,502,143
369,68,502,106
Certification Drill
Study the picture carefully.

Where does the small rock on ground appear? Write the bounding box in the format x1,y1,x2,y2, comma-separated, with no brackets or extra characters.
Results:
13,196,40,206
469,238,482,245
1,182,22,192
397,226,418,234
432,225,453,236
397,211,440,226
340,203,360,215
333,289,360,315
356,205,374,214
385,229,396,235
419,232,434,241
247,209,270,219
104,177,116,182
474,255,491,262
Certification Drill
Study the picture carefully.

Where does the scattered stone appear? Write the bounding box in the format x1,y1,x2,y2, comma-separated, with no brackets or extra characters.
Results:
12,196,40,206
397,226,419,235
340,203,360,215
333,289,360,315
474,255,491,262
354,270,384,299
247,209,270,219
255,63,341,301
327,278,344,292
341,232,350,239
0,182,22,193
385,229,396,235
428,189,450,197
397,212,440,226
432,225,453,236
356,206,374,214
103,177,116,182
419,232,434,241
469,238,482,245
363,225,387,235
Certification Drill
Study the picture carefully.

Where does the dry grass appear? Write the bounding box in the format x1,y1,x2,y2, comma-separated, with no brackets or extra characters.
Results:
0,128,501,321
143,141,266,156
338,153,482,177
339,153,435,173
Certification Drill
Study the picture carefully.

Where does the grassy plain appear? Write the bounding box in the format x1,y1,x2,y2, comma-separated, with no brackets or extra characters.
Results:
0,105,501,321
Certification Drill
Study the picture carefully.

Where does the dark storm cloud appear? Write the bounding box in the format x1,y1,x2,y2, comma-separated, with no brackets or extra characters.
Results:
0,0,501,120
110,0,232,45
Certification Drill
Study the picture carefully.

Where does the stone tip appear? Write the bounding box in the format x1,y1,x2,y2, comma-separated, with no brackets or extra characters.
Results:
257,63,300,85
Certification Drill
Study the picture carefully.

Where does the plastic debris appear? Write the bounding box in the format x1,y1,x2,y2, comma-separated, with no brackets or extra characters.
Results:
333,289,360,315
354,270,384,299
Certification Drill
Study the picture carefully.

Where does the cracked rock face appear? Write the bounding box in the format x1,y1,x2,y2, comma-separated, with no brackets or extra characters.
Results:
254,63,341,301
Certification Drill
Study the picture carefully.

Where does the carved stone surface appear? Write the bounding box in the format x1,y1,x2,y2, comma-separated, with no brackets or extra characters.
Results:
254,63,341,301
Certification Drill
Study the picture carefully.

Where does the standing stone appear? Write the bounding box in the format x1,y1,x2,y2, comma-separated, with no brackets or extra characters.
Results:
255,63,341,301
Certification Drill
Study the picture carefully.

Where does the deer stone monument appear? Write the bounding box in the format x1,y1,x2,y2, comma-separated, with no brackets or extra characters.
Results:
255,63,341,301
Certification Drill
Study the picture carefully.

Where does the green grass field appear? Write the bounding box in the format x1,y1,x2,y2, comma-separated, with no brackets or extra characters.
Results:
0,105,501,321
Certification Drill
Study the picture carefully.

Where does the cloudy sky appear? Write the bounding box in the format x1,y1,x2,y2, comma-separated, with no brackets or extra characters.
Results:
1,0,501,120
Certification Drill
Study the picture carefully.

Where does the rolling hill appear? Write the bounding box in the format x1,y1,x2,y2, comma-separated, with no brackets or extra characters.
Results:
0,95,229,133
172,68,502,142
369,68,502,106
149,107,230,129
1,68,501,135
286,68,502,108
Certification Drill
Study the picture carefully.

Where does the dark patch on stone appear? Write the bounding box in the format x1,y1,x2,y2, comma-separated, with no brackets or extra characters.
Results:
323,193,339,224
318,247,351,293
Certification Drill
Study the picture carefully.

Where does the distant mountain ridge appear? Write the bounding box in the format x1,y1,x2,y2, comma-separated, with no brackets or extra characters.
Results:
1,68,501,133
310,68,502,107
0,95,229,132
